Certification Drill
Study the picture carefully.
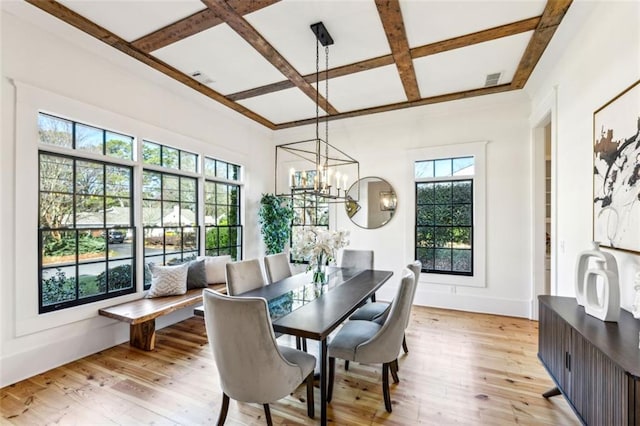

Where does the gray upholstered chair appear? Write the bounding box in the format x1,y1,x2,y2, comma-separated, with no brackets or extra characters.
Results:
263,253,292,284
225,258,266,295
327,268,416,412
340,249,374,270
349,260,421,354
202,289,316,425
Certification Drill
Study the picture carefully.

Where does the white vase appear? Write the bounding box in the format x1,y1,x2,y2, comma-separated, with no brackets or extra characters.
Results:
584,259,620,322
575,241,619,306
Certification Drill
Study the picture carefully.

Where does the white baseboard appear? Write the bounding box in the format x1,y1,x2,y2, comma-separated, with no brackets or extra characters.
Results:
413,288,532,318
0,308,195,387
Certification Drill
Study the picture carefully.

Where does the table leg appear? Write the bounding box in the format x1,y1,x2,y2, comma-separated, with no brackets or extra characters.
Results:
320,338,328,425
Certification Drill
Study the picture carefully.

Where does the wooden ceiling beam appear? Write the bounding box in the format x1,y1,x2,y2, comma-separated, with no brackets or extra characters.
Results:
411,16,541,58
131,0,280,53
24,0,276,129
276,84,513,129
375,0,421,101
201,0,339,115
228,17,540,102
511,0,573,89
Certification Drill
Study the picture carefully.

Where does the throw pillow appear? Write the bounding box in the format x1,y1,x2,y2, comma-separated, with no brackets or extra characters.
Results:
197,255,232,284
146,263,189,298
187,259,208,290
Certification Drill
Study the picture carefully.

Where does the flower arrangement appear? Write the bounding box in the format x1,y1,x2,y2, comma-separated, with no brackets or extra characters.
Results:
292,227,350,284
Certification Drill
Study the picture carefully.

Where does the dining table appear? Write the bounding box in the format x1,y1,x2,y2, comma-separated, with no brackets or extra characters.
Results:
194,267,393,425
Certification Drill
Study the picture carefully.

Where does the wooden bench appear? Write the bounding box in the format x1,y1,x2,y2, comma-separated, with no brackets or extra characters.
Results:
98,284,226,351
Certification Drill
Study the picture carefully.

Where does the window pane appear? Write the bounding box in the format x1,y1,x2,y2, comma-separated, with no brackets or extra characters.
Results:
216,161,228,179
142,171,161,199
78,229,107,262
181,203,197,225
205,227,219,251
163,175,180,201
416,183,434,204
414,160,433,178
434,182,452,204
452,181,472,203
76,161,104,195
163,146,179,169
40,193,73,228
452,249,472,273
40,154,73,193
434,227,452,248
204,205,216,225
165,228,182,253
106,199,131,226
144,228,164,253
39,114,72,148
79,262,107,299
416,227,434,247
452,227,472,248
76,195,104,226
181,177,197,202
108,228,133,258
452,205,472,226
216,206,228,225
453,157,474,176
180,151,197,173
143,141,161,165
41,266,76,306
76,123,103,154
42,230,76,266
434,205,452,226
142,200,161,226
105,132,133,160
434,249,452,271
204,158,216,178
416,205,434,226
216,183,228,204
416,248,434,270
229,164,240,181
163,201,180,225
183,227,198,251
107,260,134,292
106,166,131,197
434,159,452,177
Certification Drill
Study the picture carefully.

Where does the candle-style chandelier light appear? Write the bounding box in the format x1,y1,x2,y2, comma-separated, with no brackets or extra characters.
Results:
274,22,359,203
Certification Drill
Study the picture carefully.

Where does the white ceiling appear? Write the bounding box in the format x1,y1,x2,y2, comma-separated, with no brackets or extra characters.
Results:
6,0,569,129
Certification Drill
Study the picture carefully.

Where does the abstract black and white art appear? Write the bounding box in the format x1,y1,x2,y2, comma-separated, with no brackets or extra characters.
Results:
593,80,640,254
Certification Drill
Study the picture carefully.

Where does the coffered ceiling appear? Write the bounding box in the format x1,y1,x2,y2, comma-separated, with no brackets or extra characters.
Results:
20,0,573,130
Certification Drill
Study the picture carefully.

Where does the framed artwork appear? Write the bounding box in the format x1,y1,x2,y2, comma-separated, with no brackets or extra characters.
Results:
593,80,640,254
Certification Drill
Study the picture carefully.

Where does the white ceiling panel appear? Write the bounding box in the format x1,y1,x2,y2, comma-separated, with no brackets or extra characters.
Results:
402,0,545,47
154,24,287,95
245,0,391,76
237,87,326,124
414,31,532,98
57,0,205,42
318,65,407,112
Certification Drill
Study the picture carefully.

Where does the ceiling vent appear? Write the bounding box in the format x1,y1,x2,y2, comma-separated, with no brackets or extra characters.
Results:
484,72,502,87
190,71,214,85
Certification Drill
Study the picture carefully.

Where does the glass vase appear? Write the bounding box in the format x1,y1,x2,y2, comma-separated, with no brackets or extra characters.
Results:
312,262,327,285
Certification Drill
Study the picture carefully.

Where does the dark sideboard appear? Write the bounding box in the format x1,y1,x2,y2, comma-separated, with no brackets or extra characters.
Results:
538,295,640,425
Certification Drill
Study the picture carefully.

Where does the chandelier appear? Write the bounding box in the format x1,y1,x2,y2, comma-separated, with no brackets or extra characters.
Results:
275,22,359,203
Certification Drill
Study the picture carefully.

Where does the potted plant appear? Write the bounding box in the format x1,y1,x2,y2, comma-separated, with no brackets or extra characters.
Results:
258,194,294,255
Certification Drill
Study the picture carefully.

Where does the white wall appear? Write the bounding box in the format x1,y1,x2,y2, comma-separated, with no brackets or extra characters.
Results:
1,8,272,387
526,1,640,312
275,90,535,318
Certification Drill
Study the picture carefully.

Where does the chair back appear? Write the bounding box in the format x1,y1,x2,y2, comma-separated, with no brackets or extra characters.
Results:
340,249,374,270
225,259,266,295
355,268,415,363
202,289,309,403
264,253,292,284
405,260,422,329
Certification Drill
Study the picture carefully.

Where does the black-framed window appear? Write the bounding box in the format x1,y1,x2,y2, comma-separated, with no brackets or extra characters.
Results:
142,140,198,173
204,180,242,260
204,157,241,181
39,152,135,313
142,171,199,288
415,156,474,275
290,187,329,263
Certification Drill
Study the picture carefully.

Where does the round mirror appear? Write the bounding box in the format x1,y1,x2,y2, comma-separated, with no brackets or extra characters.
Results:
344,176,397,229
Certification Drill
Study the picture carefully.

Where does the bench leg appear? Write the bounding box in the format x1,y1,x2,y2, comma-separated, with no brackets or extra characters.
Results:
130,320,156,351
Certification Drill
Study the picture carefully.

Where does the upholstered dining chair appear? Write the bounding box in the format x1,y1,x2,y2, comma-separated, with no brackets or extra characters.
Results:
349,260,421,354
327,268,416,412
225,258,266,296
202,289,316,425
263,252,292,284
340,249,374,270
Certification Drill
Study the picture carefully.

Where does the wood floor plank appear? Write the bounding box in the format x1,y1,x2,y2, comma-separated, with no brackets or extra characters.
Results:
1,306,580,425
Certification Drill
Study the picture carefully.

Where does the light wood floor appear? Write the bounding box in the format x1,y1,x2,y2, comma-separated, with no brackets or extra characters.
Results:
1,306,580,425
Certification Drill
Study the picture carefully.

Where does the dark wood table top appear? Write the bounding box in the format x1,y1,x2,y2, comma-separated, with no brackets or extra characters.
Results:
539,295,640,377
195,268,393,341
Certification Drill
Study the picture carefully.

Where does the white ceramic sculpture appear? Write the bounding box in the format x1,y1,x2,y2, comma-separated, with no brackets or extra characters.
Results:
583,258,620,322
575,241,619,306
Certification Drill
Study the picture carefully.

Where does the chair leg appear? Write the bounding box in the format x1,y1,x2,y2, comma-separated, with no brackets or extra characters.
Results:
327,357,335,402
402,334,409,354
390,359,400,384
306,371,315,418
382,363,392,412
371,293,376,302
217,393,230,426
344,360,349,371
263,404,273,426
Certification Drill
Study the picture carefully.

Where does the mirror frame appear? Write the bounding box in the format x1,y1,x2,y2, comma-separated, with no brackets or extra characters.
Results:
344,176,397,229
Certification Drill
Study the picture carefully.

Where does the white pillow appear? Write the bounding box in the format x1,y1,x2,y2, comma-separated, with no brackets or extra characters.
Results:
197,255,232,284
146,263,189,298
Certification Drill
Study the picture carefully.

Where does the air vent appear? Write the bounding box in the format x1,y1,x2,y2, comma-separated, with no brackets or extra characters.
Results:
190,70,214,85
484,72,502,87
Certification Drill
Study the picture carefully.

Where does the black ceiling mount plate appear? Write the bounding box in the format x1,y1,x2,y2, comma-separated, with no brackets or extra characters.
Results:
310,22,334,46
